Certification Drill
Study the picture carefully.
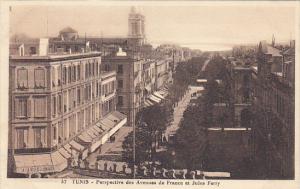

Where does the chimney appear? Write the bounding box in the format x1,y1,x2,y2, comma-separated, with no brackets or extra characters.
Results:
39,38,49,56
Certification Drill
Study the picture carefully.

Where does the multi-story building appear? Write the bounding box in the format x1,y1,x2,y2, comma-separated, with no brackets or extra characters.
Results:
8,50,127,178
250,40,295,179
101,49,144,128
155,59,171,90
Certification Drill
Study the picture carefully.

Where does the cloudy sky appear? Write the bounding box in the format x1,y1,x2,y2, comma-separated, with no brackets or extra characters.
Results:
10,5,296,51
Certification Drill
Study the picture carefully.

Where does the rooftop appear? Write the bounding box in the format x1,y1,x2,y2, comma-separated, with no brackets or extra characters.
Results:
10,52,101,61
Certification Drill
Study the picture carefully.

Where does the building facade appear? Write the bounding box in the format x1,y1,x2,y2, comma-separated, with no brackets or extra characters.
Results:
250,40,295,179
8,52,127,177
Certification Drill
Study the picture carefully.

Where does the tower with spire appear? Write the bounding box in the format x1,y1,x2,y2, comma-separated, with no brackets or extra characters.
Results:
272,34,275,47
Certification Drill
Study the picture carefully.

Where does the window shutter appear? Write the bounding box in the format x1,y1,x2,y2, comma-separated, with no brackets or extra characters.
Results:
14,98,19,117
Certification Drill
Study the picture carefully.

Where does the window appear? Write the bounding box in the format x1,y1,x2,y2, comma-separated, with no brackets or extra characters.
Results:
68,89,72,110
52,96,57,116
77,88,81,105
96,62,99,76
58,122,63,144
117,65,123,74
33,127,46,148
118,79,123,89
17,68,28,88
118,96,123,106
92,104,95,122
30,47,36,55
77,65,81,80
34,97,46,118
53,125,57,141
16,128,28,149
98,83,101,96
15,97,29,118
112,81,115,91
104,64,110,71
93,62,96,76
73,88,76,108
65,45,70,52
52,67,57,87
73,65,76,82
68,67,72,83
34,68,45,88
63,67,67,84
89,63,92,77
58,94,62,114
85,64,88,78
96,83,99,97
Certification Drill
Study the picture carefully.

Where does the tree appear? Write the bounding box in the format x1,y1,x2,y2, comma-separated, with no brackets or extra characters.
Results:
122,104,169,166
175,104,208,170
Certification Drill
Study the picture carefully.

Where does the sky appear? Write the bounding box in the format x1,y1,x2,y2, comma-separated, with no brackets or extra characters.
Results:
9,5,296,51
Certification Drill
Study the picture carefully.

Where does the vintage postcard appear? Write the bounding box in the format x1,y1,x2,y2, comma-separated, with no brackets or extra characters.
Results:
0,1,299,189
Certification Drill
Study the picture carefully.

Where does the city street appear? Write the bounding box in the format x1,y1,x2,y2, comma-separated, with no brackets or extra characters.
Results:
165,86,201,139
86,126,132,171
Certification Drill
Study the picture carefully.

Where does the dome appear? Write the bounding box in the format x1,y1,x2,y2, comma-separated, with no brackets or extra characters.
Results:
59,27,78,41
59,27,77,34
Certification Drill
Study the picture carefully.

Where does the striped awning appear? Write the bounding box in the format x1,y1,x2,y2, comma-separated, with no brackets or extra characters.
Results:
69,140,85,152
149,94,161,103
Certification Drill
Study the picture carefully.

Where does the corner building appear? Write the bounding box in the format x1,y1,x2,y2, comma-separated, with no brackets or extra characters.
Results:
8,52,127,177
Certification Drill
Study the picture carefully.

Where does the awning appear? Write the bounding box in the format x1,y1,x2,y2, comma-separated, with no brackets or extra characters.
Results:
14,152,67,174
92,125,102,133
90,126,100,134
111,111,127,120
158,90,168,97
106,113,121,123
144,99,154,107
149,94,161,103
14,154,53,174
153,91,165,100
86,129,98,139
58,147,71,159
51,151,68,172
78,133,93,143
95,122,106,132
99,118,115,130
69,140,85,152
63,144,72,154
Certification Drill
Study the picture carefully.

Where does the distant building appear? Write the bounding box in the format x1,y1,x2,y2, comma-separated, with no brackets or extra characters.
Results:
250,40,295,179
8,51,127,177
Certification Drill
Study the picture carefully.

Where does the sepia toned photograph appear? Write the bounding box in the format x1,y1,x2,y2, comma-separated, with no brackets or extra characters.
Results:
3,1,297,183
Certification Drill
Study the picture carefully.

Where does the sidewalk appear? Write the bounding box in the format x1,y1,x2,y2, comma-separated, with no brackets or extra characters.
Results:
165,86,199,137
